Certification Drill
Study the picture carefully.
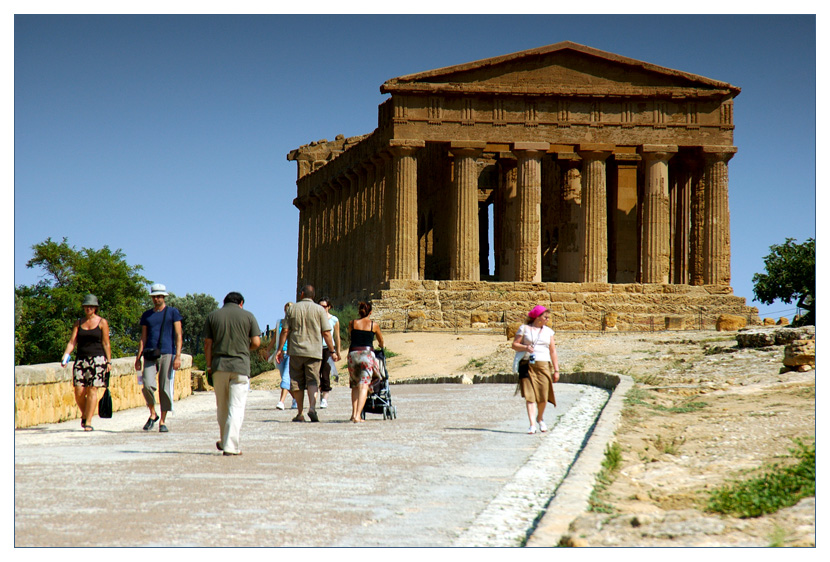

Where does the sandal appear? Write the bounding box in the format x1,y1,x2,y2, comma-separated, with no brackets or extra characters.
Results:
84,424,94,431
527,425,537,434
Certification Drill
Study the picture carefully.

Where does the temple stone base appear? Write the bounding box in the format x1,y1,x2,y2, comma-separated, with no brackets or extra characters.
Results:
367,280,759,332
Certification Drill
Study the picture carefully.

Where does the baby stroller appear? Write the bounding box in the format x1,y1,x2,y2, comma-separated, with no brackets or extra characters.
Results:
361,349,397,420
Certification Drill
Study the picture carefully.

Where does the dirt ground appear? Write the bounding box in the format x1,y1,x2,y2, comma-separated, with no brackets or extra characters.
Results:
252,328,816,547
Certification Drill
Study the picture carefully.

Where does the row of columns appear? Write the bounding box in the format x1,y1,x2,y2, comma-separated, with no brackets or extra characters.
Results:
296,139,734,297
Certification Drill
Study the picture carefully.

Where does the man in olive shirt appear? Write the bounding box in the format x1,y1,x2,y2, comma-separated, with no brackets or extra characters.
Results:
203,292,261,455
275,285,339,422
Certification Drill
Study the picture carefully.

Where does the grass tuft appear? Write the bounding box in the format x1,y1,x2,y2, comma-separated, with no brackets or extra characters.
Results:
706,438,815,518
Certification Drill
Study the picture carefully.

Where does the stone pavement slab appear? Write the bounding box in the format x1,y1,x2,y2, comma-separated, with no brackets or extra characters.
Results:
14,383,608,547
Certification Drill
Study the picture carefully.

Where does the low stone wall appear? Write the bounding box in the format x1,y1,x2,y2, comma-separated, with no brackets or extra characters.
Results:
14,355,193,428
370,280,760,332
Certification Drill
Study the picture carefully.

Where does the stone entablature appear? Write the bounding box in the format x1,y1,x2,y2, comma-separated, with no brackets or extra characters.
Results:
14,355,193,428
286,42,747,324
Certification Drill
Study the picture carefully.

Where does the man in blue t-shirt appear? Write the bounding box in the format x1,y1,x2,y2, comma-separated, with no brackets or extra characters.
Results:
135,283,183,433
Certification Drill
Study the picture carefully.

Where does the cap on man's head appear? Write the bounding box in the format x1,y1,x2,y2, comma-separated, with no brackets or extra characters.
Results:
149,283,169,296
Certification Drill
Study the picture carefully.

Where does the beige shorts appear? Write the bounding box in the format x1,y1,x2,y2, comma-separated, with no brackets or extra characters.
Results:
289,355,321,392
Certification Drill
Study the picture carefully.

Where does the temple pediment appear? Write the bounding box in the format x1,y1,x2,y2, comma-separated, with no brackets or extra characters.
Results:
381,41,740,98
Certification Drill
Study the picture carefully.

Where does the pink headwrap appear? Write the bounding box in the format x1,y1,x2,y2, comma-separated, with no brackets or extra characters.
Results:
528,305,548,319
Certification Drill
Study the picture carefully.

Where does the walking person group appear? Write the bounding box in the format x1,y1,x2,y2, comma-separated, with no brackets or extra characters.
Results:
61,282,560,451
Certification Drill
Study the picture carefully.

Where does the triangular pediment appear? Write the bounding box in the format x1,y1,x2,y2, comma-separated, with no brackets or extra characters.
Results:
381,41,739,98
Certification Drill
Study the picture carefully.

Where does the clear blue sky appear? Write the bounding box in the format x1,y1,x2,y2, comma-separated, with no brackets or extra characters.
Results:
13,14,817,329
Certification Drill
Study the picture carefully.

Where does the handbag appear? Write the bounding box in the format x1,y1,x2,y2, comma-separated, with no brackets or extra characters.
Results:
142,306,167,361
98,373,113,418
517,359,530,379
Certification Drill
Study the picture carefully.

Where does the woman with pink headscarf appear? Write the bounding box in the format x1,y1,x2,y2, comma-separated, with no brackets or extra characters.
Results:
511,305,560,434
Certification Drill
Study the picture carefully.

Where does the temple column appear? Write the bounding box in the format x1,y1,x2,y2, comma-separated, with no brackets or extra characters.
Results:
688,156,705,286
702,146,736,285
293,197,309,291
357,164,371,294
344,169,359,294
640,145,677,284
331,178,346,299
335,177,350,296
555,153,582,282
317,187,331,295
449,141,485,280
496,154,517,281
388,140,424,280
371,153,390,287
578,144,614,283
512,142,548,282
610,152,640,283
671,155,693,284
308,193,322,288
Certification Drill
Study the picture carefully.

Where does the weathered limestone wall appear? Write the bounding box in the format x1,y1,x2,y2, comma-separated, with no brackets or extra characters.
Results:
371,280,759,332
14,355,193,428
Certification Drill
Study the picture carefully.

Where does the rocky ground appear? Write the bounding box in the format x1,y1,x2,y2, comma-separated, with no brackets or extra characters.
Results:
252,327,816,547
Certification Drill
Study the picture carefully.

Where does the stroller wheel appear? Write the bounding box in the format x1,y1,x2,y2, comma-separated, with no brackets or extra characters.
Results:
382,407,388,420
392,406,397,419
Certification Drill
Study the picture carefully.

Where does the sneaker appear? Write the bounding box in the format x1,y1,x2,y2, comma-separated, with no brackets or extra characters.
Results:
159,424,169,433
538,421,548,432
276,401,285,410
291,399,297,409
308,410,319,423
320,399,328,409
527,425,537,434
143,416,158,431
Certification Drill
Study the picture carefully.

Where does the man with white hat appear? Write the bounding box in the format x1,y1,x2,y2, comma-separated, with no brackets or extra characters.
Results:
135,283,183,432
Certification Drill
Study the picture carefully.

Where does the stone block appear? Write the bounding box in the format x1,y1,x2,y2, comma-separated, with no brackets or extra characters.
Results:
703,285,734,295
546,282,584,293
548,293,578,303
387,279,423,290
777,317,790,326
470,311,490,324
736,329,776,348
665,316,685,330
602,312,618,331
716,314,747,331
763,318,776,325
505,322,522,339
408,310,426,319
783,339,816,368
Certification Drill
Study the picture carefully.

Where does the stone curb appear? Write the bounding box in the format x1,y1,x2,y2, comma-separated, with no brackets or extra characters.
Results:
527,371,633,546
390,370,634,547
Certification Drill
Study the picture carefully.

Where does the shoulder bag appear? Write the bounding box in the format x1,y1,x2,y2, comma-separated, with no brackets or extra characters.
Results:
98,373,113,418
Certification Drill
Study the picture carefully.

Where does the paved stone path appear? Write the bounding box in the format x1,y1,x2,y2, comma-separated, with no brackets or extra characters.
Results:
14,383,609,547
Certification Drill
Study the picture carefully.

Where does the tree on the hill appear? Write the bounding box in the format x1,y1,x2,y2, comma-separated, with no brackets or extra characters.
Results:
15,237,151,365
167,293,218,355
752,237,815,326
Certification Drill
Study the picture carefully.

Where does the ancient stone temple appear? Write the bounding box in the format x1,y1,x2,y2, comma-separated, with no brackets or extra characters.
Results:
287,42,759,331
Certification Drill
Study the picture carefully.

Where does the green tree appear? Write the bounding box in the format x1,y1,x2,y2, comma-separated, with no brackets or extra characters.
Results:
14,237,151,365
752,237,815,326
166,293,219,355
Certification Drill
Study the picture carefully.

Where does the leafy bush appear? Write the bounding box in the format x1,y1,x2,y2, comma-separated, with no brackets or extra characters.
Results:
707,438,815,518
192,353,207,371
15,237,151,364
249,335,274,377
331,303,359,348
752,238,815,326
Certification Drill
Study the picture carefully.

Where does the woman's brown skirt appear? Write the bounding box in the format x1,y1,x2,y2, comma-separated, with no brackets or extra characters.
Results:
519,361,556,407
